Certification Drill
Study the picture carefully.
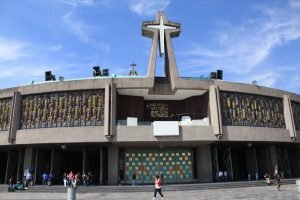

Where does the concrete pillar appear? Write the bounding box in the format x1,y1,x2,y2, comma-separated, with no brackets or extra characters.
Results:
52,150,62,183
110,83,116,136
196,145,213,182
107,145,118,185
82,149,86,173
104,83,110,136
34,149,38,184
165,29,180,91
283,95,296,139
8,91,22,143
50,148,54,173
16,150,22,181
209,85,222,137
23,148,34,172
99,147,103,185
146,26,158,81
4,152,10,183
269,145,278,174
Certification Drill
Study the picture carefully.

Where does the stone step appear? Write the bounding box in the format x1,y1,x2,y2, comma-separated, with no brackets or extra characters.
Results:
0,179,296,193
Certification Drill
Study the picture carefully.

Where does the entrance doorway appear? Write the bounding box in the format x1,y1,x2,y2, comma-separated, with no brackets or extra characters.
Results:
231,149,247,180
60,150,83,177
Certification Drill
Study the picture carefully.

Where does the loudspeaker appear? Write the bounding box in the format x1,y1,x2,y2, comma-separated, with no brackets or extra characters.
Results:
217,70,223,80
45,71,52,81
210,72,217,80
45,71,56,81
102,69,109,76
93,66,101,76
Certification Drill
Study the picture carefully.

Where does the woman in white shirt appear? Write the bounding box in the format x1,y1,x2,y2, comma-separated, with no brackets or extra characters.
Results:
153,175,164,200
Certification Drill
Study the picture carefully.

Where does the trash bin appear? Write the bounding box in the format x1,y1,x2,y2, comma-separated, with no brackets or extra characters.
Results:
67,187,76,200
296,180,300,192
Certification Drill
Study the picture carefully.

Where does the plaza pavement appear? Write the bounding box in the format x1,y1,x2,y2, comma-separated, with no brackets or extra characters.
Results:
0,184,299,200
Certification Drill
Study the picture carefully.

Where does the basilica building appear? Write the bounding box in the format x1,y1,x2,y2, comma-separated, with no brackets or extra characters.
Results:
0,12,299,185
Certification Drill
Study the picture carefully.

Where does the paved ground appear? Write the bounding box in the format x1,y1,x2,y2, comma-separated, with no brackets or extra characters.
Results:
0,184,299,200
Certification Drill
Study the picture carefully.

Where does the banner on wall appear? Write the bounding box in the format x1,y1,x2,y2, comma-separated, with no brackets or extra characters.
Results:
153,121,179,136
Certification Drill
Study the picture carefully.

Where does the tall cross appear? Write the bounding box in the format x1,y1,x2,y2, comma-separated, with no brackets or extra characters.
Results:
146,14,177,57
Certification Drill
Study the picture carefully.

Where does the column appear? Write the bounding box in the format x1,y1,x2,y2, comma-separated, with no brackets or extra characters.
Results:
209,85,223,137
4,152,10,183
196,145,213,182
23,148,34,172
110,82,116,136
16,150,22,181
34,149,38,184
104,83,110,136
82,149,86,173
107,145,118,185
283,95,296,139
8,91,22,143
269,145,278,173
50,148,54,173
99,147,103,185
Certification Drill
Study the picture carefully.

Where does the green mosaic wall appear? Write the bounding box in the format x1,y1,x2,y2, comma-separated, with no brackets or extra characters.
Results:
220,91,285,128
124,149,193,183
20,90,104,129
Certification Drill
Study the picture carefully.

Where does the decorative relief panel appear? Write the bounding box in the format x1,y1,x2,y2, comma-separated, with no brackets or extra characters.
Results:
124,149,193,183
20,90,104,129
220,92,285,128
292,101,300,130
0,98,12,131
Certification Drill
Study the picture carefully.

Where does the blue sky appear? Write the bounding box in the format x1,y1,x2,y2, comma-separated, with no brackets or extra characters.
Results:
0,0,299,94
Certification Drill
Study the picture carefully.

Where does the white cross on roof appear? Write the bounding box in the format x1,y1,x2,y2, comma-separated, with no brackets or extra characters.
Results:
146,14,177,57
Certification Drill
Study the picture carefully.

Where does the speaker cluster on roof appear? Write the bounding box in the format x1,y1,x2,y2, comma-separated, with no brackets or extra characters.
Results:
45,71,56,81
93,66,109,77
210,69,223,80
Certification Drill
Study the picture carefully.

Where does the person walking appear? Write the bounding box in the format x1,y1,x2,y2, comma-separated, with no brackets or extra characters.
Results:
42,172,48,185
132,172,136,186
48,172,54,186
153,175,164,200
67,171,74,187
274,171,281,191
25,171,32,188
218,170,224,182
264,171,271,185
63,172,67,187
224,170,228,182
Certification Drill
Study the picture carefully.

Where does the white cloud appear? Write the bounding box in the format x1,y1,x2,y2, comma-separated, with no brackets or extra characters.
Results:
62,12,110,53
60,0,112,7
97,42,110,53
50,44,63,51
179,2,300,74
63,12,91,43
0,66,47,78
289,0,300,9
0,64,66,89
240,71,281,88
0,37,29,62
129,0,170,17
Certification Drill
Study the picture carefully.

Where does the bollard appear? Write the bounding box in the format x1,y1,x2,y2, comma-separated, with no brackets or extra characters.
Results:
67,187,76,200
296,179,300,192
